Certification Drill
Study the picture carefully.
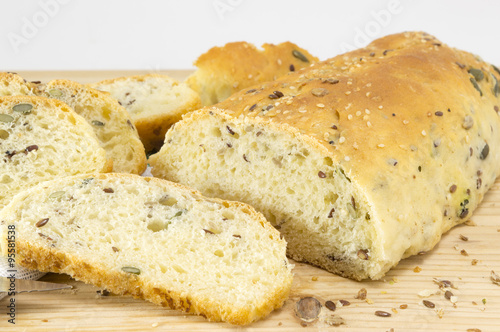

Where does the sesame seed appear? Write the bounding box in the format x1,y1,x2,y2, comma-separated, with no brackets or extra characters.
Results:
366,92,371,97
378,144,385,148
353,142,359,149
317,103,325,108
356,111,362,116
286,100,293,105
378,105,383,109
277,59,282,65
421,130,427,136
339,136,346,143
345,91,352,95
347,114,353,120
299,109,307,113
403,120,409,125
344,156,350,161
363,115,369,121
248,74,253,79
365,109,371,114
367,121,372,127
366,83,372,87
347,81,352,85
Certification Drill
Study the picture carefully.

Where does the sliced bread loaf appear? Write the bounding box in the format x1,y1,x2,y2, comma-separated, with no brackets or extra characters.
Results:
0,173,293,325
186,41,319,106
0,73,147,174
90,74,202,153
149,32,500,280
0,95,110,209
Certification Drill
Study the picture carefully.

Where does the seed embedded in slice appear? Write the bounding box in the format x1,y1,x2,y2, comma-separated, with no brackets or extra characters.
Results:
0,114,14,123
13,103,33,114
121,266,141,275
48,89,63,97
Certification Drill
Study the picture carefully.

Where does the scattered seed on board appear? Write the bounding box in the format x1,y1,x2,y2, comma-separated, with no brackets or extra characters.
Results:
459,234,469,241
423,300,435,308
339,299,350,306
325,300,336,312
356,288,367,300
444,290,454,300
375,311,391,317
296,297,321,322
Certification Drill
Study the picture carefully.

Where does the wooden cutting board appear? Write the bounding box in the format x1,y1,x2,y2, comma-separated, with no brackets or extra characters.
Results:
1,71,499,332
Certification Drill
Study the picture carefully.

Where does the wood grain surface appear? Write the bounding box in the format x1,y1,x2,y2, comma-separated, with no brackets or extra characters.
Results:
1,71,499,332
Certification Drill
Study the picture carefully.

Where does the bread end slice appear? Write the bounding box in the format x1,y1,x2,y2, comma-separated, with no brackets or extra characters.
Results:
1,173,293,325
90,74,202,153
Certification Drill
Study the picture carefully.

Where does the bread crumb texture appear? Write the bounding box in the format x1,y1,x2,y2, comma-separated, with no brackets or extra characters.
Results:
0,95,108,209
90,74,201,153
0,73,147,174
0,173,293,325
150,32,500,280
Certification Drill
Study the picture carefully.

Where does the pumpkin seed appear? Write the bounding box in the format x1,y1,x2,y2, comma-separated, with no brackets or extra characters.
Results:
159,197,177,206
470,78,483,96
480,143,489,160
49,191,66,199
13,103,33,114
493,65,500,76
174,210,183,217
0,114,14,123
0,130,9,139
48,89,63,97
468,68,484,82
92,120,105,127
121,266,141,275
292,50,309,62
492,74,499,97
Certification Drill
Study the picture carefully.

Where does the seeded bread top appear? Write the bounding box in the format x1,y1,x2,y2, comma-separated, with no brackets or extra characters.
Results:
186,41,319,106
209,31,500,258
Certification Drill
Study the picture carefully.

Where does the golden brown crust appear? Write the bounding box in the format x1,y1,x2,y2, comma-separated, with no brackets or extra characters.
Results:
153,32,500,279
186,41,319,106
9,173,292,325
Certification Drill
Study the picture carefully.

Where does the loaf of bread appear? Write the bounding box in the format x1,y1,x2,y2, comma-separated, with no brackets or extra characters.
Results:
0,173,293,325
0,95,110,209
0,73,147,174
90,74,201,153
186,41,319,106
150,32,500,280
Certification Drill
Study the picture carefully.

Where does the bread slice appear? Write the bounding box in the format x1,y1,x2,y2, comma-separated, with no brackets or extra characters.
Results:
149,32,500,280
0,173,293,325
89,74,202,153
0,95,110,209
186,41,319,106
0,73,147,174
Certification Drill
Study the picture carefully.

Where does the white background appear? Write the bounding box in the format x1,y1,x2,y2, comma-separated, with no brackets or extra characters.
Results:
0,0,499,71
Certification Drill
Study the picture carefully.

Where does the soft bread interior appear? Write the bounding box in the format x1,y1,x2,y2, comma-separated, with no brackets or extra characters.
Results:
150,110,383,280
1,174,292,324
